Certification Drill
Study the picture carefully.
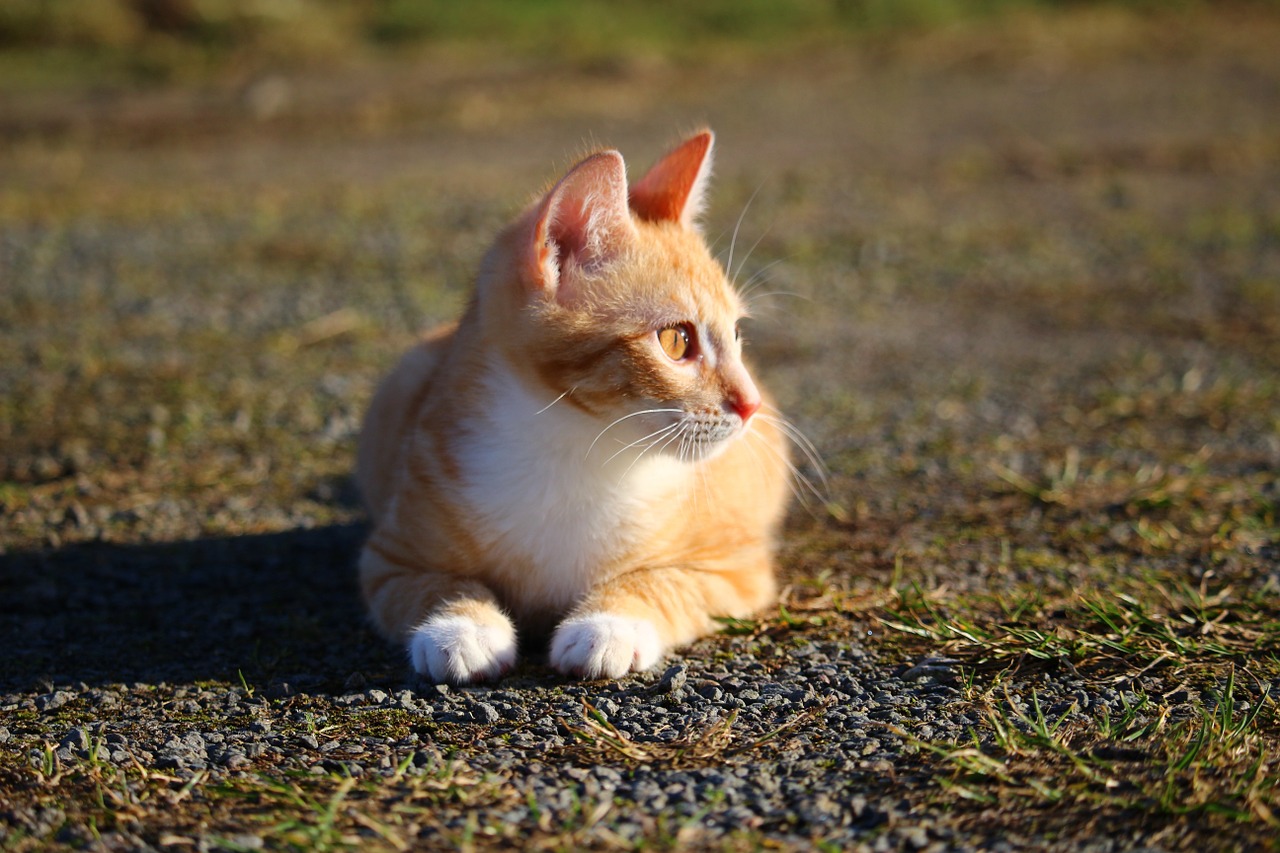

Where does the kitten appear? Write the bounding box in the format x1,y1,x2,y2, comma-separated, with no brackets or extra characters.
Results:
356,130,791,684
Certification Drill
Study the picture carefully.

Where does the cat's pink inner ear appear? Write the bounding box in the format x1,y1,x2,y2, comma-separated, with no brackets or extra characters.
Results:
629,130,714,229
525,151,634,301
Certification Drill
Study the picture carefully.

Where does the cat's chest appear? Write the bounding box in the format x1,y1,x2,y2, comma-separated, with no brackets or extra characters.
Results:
452,364,683,608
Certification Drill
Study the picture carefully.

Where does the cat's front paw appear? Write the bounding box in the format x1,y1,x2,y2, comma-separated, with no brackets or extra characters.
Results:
550,613,663,680
409,614,517,685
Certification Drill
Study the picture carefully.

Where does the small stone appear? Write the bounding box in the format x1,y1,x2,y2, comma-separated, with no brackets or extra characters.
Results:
36,691,74,712
654,665,688,695
60,728,90,752
472,703,501,725
902,656,960,683
222,835,264,850
267,681,295,699
220,750,251,769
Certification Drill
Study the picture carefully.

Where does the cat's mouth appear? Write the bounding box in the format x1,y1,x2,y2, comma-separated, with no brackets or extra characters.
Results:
589,406,744,466
667,411,743,461
682,413,738,444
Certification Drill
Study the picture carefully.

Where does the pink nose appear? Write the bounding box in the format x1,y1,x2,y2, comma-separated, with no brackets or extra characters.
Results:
731,393,761,423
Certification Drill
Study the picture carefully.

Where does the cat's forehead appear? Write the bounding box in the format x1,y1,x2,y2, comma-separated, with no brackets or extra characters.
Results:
630,224,742,320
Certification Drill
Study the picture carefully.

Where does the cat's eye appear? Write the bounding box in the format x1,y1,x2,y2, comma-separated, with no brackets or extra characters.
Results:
657,324,693,361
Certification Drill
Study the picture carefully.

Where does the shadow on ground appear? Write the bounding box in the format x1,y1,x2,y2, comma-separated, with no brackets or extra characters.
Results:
0,523,402,693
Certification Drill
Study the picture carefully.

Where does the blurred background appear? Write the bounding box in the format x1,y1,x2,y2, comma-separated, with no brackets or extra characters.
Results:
3,7,1279,847
2,0,1278,551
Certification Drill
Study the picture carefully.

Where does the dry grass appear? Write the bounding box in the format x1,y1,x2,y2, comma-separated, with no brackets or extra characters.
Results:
2,4,1279,850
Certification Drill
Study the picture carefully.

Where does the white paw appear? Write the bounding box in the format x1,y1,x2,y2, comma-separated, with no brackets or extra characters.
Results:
550,613,663,680
409,614,517,685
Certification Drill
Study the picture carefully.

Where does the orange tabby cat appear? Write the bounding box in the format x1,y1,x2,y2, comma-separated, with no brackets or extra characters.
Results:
356,130,790,684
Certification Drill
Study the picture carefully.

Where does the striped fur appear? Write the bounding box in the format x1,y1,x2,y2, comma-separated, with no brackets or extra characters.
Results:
356,131,790,683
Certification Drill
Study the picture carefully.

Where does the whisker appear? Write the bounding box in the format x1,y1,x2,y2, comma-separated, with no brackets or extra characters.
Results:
750,425,827,505
757,410,830,490
743,291,811,320
732,222,775,289
587,408,683,459
740,424,769,482
737,258,787,299
622,419,687,480
745,290,810,305
676,429,695,510
697,439,714,508
746,426,808,506
535,388,572,415
603,422,681,466
724,181,766,283
759,406,826,465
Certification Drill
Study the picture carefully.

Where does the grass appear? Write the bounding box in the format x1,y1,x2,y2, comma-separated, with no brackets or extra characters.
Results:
561,698,832,771
0,0,1256,91
2,2,1280,850
877,572,1280,676
892,672,1278,831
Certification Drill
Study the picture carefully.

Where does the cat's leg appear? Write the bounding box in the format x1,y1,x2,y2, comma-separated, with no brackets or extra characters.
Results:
360,534,516,685
550,558,774,679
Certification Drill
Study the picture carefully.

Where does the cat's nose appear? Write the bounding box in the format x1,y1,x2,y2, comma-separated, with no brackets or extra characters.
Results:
729,390,761,423
723,364,762,424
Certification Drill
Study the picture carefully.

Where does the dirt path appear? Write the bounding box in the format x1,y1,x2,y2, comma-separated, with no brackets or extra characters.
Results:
2,9,1279,850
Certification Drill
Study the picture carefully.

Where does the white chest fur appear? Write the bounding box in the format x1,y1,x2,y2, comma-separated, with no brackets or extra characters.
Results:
453,360,685,611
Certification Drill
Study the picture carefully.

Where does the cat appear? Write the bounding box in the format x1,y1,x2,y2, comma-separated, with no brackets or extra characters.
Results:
355,129,791,684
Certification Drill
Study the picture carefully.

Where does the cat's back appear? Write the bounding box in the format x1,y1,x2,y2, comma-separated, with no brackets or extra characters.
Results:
356,322,457,522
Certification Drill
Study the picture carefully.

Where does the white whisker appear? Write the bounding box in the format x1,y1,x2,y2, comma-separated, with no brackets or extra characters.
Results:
621,419,687,480
750,425,827,506
744,290,810,306
603,422,681,466
732,222,774,289
697,441,714,509
752,408,830,507
586,408,683,460
757,410,829,491
746,426,808,506
535,388,572,415
737,258,787,299
724,181,765,283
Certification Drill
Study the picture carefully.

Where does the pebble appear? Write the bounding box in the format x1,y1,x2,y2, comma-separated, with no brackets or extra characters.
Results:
35,691,75,712
472,702,501,724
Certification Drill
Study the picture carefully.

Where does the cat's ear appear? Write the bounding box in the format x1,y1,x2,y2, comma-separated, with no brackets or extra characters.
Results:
628,130,714,230
525,150,635,302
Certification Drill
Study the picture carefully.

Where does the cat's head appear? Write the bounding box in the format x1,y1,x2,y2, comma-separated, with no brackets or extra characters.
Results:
481,130,763,464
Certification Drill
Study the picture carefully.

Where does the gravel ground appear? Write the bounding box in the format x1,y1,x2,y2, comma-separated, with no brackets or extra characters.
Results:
1,522,983,848
2,523,1109,851
3,8,1280,851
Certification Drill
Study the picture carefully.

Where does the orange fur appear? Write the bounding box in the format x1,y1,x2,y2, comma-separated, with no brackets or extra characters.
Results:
356,130,791,683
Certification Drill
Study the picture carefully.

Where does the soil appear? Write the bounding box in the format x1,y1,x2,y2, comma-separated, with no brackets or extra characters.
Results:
2,9,1279,851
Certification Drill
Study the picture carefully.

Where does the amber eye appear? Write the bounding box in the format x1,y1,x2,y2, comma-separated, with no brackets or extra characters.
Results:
657,324,692,360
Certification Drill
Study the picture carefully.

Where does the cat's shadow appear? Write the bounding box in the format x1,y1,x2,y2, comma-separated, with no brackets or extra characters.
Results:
0,519,408,694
